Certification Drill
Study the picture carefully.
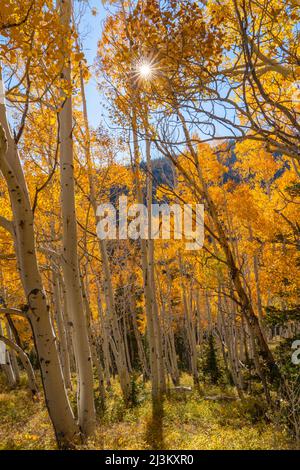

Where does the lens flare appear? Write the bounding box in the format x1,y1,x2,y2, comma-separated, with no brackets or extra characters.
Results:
138,62,153,79
132,54,160,84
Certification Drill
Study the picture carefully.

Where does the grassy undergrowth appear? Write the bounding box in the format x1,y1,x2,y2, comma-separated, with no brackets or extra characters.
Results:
0,372,295,450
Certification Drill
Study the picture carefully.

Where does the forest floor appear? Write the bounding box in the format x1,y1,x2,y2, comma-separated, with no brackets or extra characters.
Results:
0,373,297,450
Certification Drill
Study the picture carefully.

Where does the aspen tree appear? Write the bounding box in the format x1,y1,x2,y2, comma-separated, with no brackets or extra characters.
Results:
78,59,131,403
163,115,280,382
0,74,79,448
52,270,72,389
131,109,165,416
179,255,199,386
145,134,166,395
58,0,96,436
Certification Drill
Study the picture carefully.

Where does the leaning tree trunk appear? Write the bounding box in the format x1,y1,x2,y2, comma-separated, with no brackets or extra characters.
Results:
5,321,20,383
0,334,38,396
0,75,78,448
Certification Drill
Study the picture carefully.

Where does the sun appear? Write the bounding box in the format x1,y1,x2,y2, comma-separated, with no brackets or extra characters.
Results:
138,62,153,79
132,54,160,84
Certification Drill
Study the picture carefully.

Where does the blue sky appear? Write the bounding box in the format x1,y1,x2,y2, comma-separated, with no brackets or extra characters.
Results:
78,0,108,128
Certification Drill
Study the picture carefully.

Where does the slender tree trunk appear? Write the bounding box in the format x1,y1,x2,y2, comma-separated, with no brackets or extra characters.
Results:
0,320,16,387
58,0,96,436
248,226,266,333
146,135,166,394
173,113,280,381
157,269,180,386
179,260,199,385
131,110,164,416
128,280,150,378
52,270,72,389
0,334,38,396
219,293,244,399
96,283,112,388
5,322,20,383
78,60,131,402
60,275,76,375
81,273,106,406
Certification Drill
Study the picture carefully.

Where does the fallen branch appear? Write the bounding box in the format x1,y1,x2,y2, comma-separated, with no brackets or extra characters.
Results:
204,395,238,402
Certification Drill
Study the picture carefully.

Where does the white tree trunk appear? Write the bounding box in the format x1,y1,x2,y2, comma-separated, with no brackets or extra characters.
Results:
131,111,165,415
58,0,96,436
52,270,72,389
79,61,131,402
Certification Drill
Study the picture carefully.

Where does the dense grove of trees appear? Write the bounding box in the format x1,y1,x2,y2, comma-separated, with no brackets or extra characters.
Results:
0,0,299,449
